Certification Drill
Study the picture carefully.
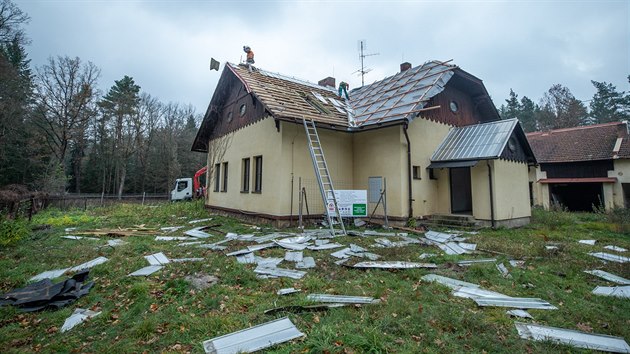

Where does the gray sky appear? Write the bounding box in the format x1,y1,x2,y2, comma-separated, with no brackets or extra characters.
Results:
17,0,630,116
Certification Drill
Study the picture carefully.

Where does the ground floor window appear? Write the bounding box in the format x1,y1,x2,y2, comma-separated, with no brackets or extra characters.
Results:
221,162,228,192
242,158,250,192
213,163,220,192
254,155,263,193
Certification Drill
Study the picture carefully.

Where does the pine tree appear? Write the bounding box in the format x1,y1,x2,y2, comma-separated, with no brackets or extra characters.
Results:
589,80,629,124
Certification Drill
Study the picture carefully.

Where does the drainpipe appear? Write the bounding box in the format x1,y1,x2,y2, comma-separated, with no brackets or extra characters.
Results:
403,124,413,218
487,161,495,228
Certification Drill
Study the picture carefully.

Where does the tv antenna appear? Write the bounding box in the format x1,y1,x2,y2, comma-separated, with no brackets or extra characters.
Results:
353,40,379,86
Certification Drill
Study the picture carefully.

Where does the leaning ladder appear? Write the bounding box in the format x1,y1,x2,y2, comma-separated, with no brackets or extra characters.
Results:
303,118,346,236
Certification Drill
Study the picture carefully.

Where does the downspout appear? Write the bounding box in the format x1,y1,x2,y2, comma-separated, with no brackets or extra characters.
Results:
403,123,413,218
487,161,495,228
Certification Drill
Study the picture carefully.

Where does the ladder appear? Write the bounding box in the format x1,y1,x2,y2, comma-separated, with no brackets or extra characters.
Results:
303,118,346,236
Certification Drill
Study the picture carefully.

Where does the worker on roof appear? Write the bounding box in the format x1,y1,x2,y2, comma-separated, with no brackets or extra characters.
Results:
338,81,349,100
243,45,255,73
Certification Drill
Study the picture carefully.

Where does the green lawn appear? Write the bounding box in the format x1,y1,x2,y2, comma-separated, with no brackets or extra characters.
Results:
0,202,629,353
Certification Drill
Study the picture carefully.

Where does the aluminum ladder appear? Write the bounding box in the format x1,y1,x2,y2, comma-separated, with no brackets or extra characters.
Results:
303,118,346,236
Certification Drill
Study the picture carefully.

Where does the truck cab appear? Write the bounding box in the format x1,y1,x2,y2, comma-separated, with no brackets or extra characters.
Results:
171,178,193,201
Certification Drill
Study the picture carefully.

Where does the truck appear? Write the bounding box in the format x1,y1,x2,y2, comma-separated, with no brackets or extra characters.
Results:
170,166,208,201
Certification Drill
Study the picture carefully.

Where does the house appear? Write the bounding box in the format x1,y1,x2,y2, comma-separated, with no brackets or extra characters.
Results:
527,121,630,211
192,60,536,227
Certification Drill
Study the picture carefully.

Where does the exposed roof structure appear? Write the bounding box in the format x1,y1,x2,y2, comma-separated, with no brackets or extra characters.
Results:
350,60,455,126
527,122,630,163
430,118,532,163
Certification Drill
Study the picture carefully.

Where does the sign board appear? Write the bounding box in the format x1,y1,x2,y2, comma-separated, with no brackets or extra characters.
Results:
332,190,368,217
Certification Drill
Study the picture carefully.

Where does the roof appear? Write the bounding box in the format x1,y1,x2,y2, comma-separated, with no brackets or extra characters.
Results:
526,122,630,163
227,63,351,127
431,118,521,162
350,60,456,126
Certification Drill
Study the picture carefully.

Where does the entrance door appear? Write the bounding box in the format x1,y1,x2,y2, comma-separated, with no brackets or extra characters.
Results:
450,167,472,214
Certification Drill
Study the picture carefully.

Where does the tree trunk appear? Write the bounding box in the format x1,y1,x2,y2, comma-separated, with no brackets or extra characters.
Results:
117,166,126,200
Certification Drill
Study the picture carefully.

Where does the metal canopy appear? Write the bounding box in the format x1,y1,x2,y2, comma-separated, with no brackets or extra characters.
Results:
427,160,479,169
431,118,518,162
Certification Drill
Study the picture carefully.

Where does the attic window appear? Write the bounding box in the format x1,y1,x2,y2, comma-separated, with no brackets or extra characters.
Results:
227,111,233,122
300,92,330,114
449,100,459,113
239,104,247,116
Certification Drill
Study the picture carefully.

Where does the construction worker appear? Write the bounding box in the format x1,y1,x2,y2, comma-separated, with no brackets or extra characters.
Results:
243,45,255,72
338,81,349,100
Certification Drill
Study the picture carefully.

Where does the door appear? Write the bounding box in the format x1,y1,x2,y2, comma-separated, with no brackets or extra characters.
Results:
450,167,472,214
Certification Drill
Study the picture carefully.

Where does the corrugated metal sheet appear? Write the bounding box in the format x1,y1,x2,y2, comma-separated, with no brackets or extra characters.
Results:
589,252,630,263
431,118,518,162
592,286,630,298
144,253,169,266
306,294,379,304
515,322,630,353
128,265,164,276
202,317,305,354
351,261,437,269
584,270,630,285
473,297,557,310
421,274,480,289
457,259,497,266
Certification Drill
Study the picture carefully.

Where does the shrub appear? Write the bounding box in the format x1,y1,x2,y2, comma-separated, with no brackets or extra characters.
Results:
0,217,29,246
607,208,630,234
531,206,573,230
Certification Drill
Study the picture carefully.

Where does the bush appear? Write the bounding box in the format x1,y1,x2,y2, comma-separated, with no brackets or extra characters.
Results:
531,206,573,230
0,217,29,246
607,208,630,234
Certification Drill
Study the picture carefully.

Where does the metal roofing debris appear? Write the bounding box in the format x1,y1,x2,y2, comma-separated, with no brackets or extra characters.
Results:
496,263,511,278
155,236,195,241
106,239,126,247
457,258,497,266
30,269,70,282
364,230,406,237
178,241,204,246
419,253,438,259
129,265,164,276
68,257,109,273
473,297,557,310
275,240,310,250
202,316,305,354
307,242,344,250
65,227,77,232
160,226,184,233
431,118,519,162
579,239,597,245
62,236,99,240
226,249,254,257
592,286,630,298
421,274,480,289
584,270,630,285
264,303,347,315
424,230,457,243
545,245,559,250
277,288,301,295
296,257,316,269
61,308,101,333
32,256,111,281
184,227,211,238
515,322,630,353
236,253,256,264
452,287,511,300
604,245,627,252
354,219,366,227
254,266,306,280
351,261,437,269
284,251,304,262
437,242,470,255
589,252,630,263
170,258,204,263
145,253,170,266
247,242,276,252
255,257,284,267
458,242,477,251
506,309,533,319
188,218,212,224
509,260,525,268
306,294,379,304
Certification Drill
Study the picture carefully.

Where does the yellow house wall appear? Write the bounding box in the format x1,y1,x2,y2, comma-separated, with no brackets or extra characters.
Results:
491,160,531,220
609,159,630,209
471,162,491,220
528,166,549,208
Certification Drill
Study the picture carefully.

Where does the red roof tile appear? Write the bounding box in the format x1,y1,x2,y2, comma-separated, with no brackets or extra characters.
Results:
526,122,629,163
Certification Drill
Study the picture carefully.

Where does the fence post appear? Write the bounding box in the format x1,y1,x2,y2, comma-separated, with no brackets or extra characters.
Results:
101,191,104,206
142,192,146,205
84,197,87,211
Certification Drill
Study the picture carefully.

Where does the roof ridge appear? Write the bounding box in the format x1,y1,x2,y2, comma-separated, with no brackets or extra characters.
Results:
527,121,626,136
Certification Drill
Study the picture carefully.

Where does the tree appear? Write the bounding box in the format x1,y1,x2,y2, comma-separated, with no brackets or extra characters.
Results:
589,80,629,124
98,76,141,198
503,89,521,120
519,96,538,132
537,84,588,130
32,56,100,192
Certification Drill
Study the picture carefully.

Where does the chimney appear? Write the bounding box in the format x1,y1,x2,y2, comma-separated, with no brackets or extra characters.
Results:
318,77,335,88
400,62,412,73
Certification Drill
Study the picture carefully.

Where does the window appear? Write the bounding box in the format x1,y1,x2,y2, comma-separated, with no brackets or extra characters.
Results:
428,167,437,180
227,111,233,122
177,180,188,192
221,162,228,192
239,104,247,116
241,158,250,192
449,100,459,113
254,155,263,193
213,163,220,192
412,166,421,180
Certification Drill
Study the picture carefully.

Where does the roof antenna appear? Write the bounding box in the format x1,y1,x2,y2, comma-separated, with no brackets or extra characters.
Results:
352,39,379,87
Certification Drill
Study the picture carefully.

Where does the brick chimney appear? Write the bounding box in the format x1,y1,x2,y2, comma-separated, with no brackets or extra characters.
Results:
318,77,335,88
400,62,412,73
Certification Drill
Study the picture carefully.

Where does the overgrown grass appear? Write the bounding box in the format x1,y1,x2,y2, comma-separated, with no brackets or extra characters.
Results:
0,202,629,353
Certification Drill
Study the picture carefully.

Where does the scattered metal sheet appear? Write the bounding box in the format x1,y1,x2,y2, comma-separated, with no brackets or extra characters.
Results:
278,235,311,244
68,256,109,273
61,308,101,333
236,253,256,264
226,249,254,257
507,309,533,319
277,287,301,295
545,245,559,250
473,297,557,310
364,230,406,237
330,248,352,259
584,270,630,285
144,253,170,266
425,230,456,243
351,251,381,260
129,265,164,276
184,227,211,238
350,244,367,252
247,243,276,252
457,258,497,266
592,286,630,298
604,245,627,253
65,227,77,233
496,263,511,278
179,241,204,246
306,294,379,304
354,219,366,227
295,257,316,269
254,266,306,280
30,268,70,282
264,303,346,315
458,242,477,251
189,218,212,224
515,322,630,353
419,253,438,259
155,236,195,241
61,235,99,240
421,274,480,289
274,241,309,250
202,316,305,354
351,261,437,269
451,236,469,242
284,251,303,262
251,233,282,243
509,260,525,268
579,239,597,245
197,239,230,250
453,287,511,299
254,257,284,267
589,252,630,263
437,242,469,255
160,226,184,233
170,258,204,263
335,258,349,265
106,239,126,247
307,242,344,250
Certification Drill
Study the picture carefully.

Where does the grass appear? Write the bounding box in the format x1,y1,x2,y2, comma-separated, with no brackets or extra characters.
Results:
0,201,629,353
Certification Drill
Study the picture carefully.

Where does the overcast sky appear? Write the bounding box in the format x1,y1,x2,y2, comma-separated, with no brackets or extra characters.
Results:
16,0,630,117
